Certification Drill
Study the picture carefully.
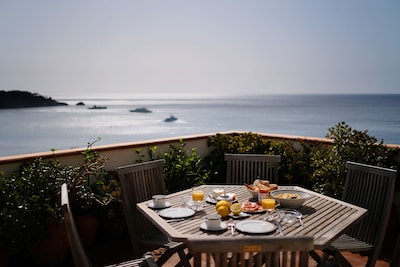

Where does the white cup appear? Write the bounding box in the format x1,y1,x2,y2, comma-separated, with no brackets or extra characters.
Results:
152,195,167,208
206,214,222,229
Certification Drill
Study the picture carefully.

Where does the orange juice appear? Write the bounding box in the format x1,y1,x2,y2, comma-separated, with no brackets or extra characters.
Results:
192,190,204,201
261,198,275,210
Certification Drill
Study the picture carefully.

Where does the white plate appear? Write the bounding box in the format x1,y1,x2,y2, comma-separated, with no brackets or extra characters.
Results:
199,222,228,231
148,201,172,209
236,220,276,234
217,193,235,201
206,196,238,205
159,207,196,219
229,212,251,219
206,196,217,204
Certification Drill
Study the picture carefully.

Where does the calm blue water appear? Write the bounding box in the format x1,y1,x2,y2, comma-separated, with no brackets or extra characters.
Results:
0,94,399,157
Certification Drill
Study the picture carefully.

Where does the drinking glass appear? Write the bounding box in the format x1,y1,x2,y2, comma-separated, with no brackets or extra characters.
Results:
259,192,276,221
192,187,205,211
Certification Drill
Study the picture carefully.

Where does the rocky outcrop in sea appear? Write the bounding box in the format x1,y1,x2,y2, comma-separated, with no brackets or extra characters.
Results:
0,90,68,109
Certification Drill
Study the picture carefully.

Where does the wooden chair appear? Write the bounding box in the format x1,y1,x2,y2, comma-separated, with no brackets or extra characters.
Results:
225,153,281,184
117,159,191,267
61,183,157,267
316,161,397,267
187,236,314,267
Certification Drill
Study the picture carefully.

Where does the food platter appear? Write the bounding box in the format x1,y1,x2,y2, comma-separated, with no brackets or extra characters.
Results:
241,201,266,214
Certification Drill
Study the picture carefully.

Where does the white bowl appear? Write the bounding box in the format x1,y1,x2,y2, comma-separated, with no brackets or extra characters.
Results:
270,189,311,208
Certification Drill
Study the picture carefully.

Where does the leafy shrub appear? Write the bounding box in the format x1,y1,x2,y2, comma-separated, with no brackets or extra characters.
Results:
310,121,399,197
205,123,399,198
0,158,64,254
163,140,210,192
205,132,273,183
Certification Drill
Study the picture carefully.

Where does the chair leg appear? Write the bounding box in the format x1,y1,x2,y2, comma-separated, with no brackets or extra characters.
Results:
320,251,331,264
174,250,192,267
309,250,321,264
332,251,352,267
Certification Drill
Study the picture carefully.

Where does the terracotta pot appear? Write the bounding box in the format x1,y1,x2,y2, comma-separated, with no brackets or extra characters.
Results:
30,221,69,266
0,245,9,267
76,213,99,247
102,216,127,239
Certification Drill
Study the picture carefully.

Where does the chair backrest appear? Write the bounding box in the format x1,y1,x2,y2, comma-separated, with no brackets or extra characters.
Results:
117,159,166,255
187,236,314,267
343,161,397,262
61,183,92,267
225,153,281,184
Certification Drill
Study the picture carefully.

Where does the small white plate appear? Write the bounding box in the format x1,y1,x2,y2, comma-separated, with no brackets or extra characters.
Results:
236,220,276,234
159,207,196,219
206,196,238,205
206,196,217,204
148,201,172,209
200,222,228,231
229,212,251,219
217,193,235,201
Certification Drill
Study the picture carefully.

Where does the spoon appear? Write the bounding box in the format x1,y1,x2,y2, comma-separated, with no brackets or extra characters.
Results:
295,210,304,227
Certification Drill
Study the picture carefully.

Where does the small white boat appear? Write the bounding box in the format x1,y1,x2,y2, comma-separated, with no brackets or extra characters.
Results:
164,114,177,122
88,105,107,109
129,107,152,113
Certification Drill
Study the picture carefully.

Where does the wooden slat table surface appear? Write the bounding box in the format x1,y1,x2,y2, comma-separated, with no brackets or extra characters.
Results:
137,185,367,250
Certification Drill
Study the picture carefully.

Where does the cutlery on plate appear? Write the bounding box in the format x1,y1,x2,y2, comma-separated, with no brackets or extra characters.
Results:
165,218,185,223
295,210,304,227
275,221,283,236
228,222,235,235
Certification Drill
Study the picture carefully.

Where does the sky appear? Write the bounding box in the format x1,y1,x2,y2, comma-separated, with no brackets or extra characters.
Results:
1,1,400,98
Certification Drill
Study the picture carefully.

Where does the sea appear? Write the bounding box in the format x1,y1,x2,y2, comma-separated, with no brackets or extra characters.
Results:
1,94,399,157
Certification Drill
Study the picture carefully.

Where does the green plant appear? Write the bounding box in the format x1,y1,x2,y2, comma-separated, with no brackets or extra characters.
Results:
60,140,110,214
0,158,64,255
205,127,398,198
205,132,273,183
163,140,210,192
270,140,319,188
310,121,398,197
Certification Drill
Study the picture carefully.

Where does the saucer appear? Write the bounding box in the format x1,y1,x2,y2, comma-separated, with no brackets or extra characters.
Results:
148,201,171,209
216,193,236,201
229,212,251,219
199,222,228,232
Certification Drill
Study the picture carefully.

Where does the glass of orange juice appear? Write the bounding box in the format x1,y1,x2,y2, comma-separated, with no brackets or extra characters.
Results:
192,187,205,211
259,192,276,221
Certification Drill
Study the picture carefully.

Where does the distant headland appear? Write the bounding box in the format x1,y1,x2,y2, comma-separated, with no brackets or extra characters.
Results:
0,90,68,109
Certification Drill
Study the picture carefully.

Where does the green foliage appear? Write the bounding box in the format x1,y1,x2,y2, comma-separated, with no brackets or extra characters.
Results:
205,125,398,198
0,139,122,257
0,158,64,253
205,132,273,183
270,140,319,188
310,121,398,197
163,140,210,192
60,140,110,214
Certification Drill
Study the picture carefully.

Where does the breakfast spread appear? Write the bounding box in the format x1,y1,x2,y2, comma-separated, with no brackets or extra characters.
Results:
241,201,263,213
244,179,278,193
274,193,302,199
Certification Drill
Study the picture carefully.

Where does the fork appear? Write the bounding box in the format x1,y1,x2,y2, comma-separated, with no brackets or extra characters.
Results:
274,220,284,236
228,222,236,236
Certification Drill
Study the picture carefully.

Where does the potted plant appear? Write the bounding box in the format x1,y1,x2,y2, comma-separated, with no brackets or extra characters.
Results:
59,141,109,246
0,158,68,266
91,170,126,239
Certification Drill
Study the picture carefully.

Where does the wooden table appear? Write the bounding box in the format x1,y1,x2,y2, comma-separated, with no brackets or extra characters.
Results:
137,185,367,250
